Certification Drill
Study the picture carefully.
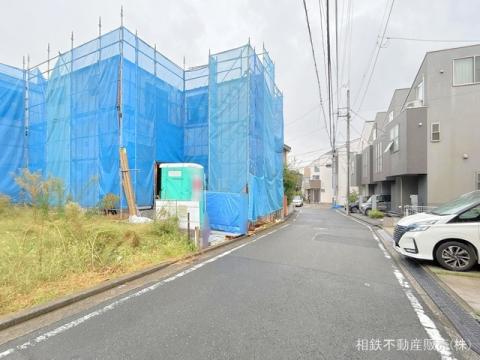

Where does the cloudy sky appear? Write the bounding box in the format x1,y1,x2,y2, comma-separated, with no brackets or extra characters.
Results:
1,0,479,167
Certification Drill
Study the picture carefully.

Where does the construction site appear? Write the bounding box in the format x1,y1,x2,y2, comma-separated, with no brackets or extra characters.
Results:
0,26,285,235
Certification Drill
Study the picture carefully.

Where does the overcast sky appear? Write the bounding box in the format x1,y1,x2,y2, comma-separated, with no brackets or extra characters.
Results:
1,0,479,167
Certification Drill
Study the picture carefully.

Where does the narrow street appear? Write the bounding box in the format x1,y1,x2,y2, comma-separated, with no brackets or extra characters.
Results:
0,206,458,359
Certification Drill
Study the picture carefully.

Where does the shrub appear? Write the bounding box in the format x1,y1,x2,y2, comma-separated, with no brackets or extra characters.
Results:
369,209,385,219
123,230,140,248
0,194,11,214
348,190,359,204
64,201,83,221
150,217,179,236
99,193,119,214
14,169,66,218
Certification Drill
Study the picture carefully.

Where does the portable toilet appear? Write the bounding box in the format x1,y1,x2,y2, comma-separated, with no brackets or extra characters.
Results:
155,163,205,230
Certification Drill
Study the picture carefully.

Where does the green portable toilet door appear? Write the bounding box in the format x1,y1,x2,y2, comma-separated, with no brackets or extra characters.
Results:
161,167,190,201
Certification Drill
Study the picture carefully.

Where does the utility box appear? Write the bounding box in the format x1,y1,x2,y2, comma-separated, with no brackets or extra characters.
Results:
155,163,205,230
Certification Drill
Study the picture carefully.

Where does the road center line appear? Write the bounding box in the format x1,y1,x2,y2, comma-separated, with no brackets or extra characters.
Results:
0,223,289,358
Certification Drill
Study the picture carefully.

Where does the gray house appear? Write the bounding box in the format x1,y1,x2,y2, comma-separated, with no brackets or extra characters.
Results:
355,44,480,212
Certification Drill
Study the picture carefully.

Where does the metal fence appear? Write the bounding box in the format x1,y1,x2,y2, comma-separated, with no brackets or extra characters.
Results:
403,205,436,217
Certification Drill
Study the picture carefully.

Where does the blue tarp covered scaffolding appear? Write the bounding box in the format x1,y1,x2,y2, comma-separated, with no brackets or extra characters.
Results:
0,26,284,234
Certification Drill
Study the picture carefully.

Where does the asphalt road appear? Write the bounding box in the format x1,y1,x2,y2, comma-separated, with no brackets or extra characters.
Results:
0,206,460,359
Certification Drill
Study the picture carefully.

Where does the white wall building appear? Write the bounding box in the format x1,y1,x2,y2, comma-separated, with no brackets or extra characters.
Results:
303,139,362,205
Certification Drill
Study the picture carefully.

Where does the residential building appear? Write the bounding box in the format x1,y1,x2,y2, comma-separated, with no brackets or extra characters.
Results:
354,44,480,212
303,139,361,205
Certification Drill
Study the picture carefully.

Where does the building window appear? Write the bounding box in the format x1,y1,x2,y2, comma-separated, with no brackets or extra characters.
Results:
389,124,399,152
372,126,377,141
312,175,320,180
476,172,480,190
362,153,368,177
388,111,394,122
416,78,424,103
431,123,440,142
453,56,480,85
314,166,320,172
375,142,383,173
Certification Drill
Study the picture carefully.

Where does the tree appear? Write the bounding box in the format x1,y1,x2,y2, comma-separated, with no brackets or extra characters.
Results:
284,166,302,204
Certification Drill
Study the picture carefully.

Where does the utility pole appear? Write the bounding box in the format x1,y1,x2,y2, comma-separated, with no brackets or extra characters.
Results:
346,89,351,215
337,89,351,214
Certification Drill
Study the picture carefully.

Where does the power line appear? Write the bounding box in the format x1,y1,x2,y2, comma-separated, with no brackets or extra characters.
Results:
355,0,396,112
301,0,332,147
284,103,320,127
318,0,329,89
386,36,480,43
291,147,330,157
325,0,334,145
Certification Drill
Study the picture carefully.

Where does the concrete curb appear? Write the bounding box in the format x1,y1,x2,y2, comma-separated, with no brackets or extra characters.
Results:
372,227,480,355
0,216,289,331
339,211,480,354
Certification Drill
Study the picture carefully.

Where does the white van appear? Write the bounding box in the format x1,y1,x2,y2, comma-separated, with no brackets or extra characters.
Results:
394,191,480,271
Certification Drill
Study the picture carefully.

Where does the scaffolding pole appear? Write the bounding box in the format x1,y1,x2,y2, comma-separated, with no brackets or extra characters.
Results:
118,7,124,217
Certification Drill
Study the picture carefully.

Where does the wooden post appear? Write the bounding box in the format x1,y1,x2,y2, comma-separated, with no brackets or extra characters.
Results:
119,147,138,217
187,212,191,241
194,226,200,249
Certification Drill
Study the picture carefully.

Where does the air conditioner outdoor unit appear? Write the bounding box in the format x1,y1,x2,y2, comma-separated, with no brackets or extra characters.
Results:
406,99,423,108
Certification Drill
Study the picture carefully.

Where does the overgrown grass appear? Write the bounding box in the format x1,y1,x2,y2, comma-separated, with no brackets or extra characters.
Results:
0,204,195,316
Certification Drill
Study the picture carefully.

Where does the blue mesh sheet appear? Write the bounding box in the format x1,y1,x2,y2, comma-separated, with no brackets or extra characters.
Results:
123,58,184,207
0,64,24,201
184,66,209,177
248,50,284,220
207,46,284,224
206,191,248,234
29,28,185,208
28,69,47,174
0,28,284,230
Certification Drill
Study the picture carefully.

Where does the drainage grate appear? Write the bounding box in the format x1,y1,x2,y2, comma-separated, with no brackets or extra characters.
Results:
380,230,480,355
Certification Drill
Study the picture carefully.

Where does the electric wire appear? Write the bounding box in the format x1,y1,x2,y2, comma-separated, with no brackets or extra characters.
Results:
302,0,332,148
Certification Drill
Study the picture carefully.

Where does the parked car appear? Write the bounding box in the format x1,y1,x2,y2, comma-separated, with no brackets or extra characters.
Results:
345,200,359,213
394,191,480,271
360,194,391,216
292,195,303,207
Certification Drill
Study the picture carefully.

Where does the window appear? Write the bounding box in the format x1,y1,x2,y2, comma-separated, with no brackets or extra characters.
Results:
455,205,480,223
388,111,394,122
476,172,480,190
375,142,383,173
314,166,320,172
312,175,320,180
362,152,369,177
390,124,399,152
372,127,377,141
431,123,440,142
453,56,480,85
416,79,424,103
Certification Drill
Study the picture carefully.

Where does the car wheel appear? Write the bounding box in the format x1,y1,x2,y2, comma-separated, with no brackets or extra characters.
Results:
435,241,477,272
365,209,371,217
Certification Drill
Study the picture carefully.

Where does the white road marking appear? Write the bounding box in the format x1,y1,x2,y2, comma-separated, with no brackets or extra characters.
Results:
0,223,290,358
393,268,455,360
336,210,455,360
